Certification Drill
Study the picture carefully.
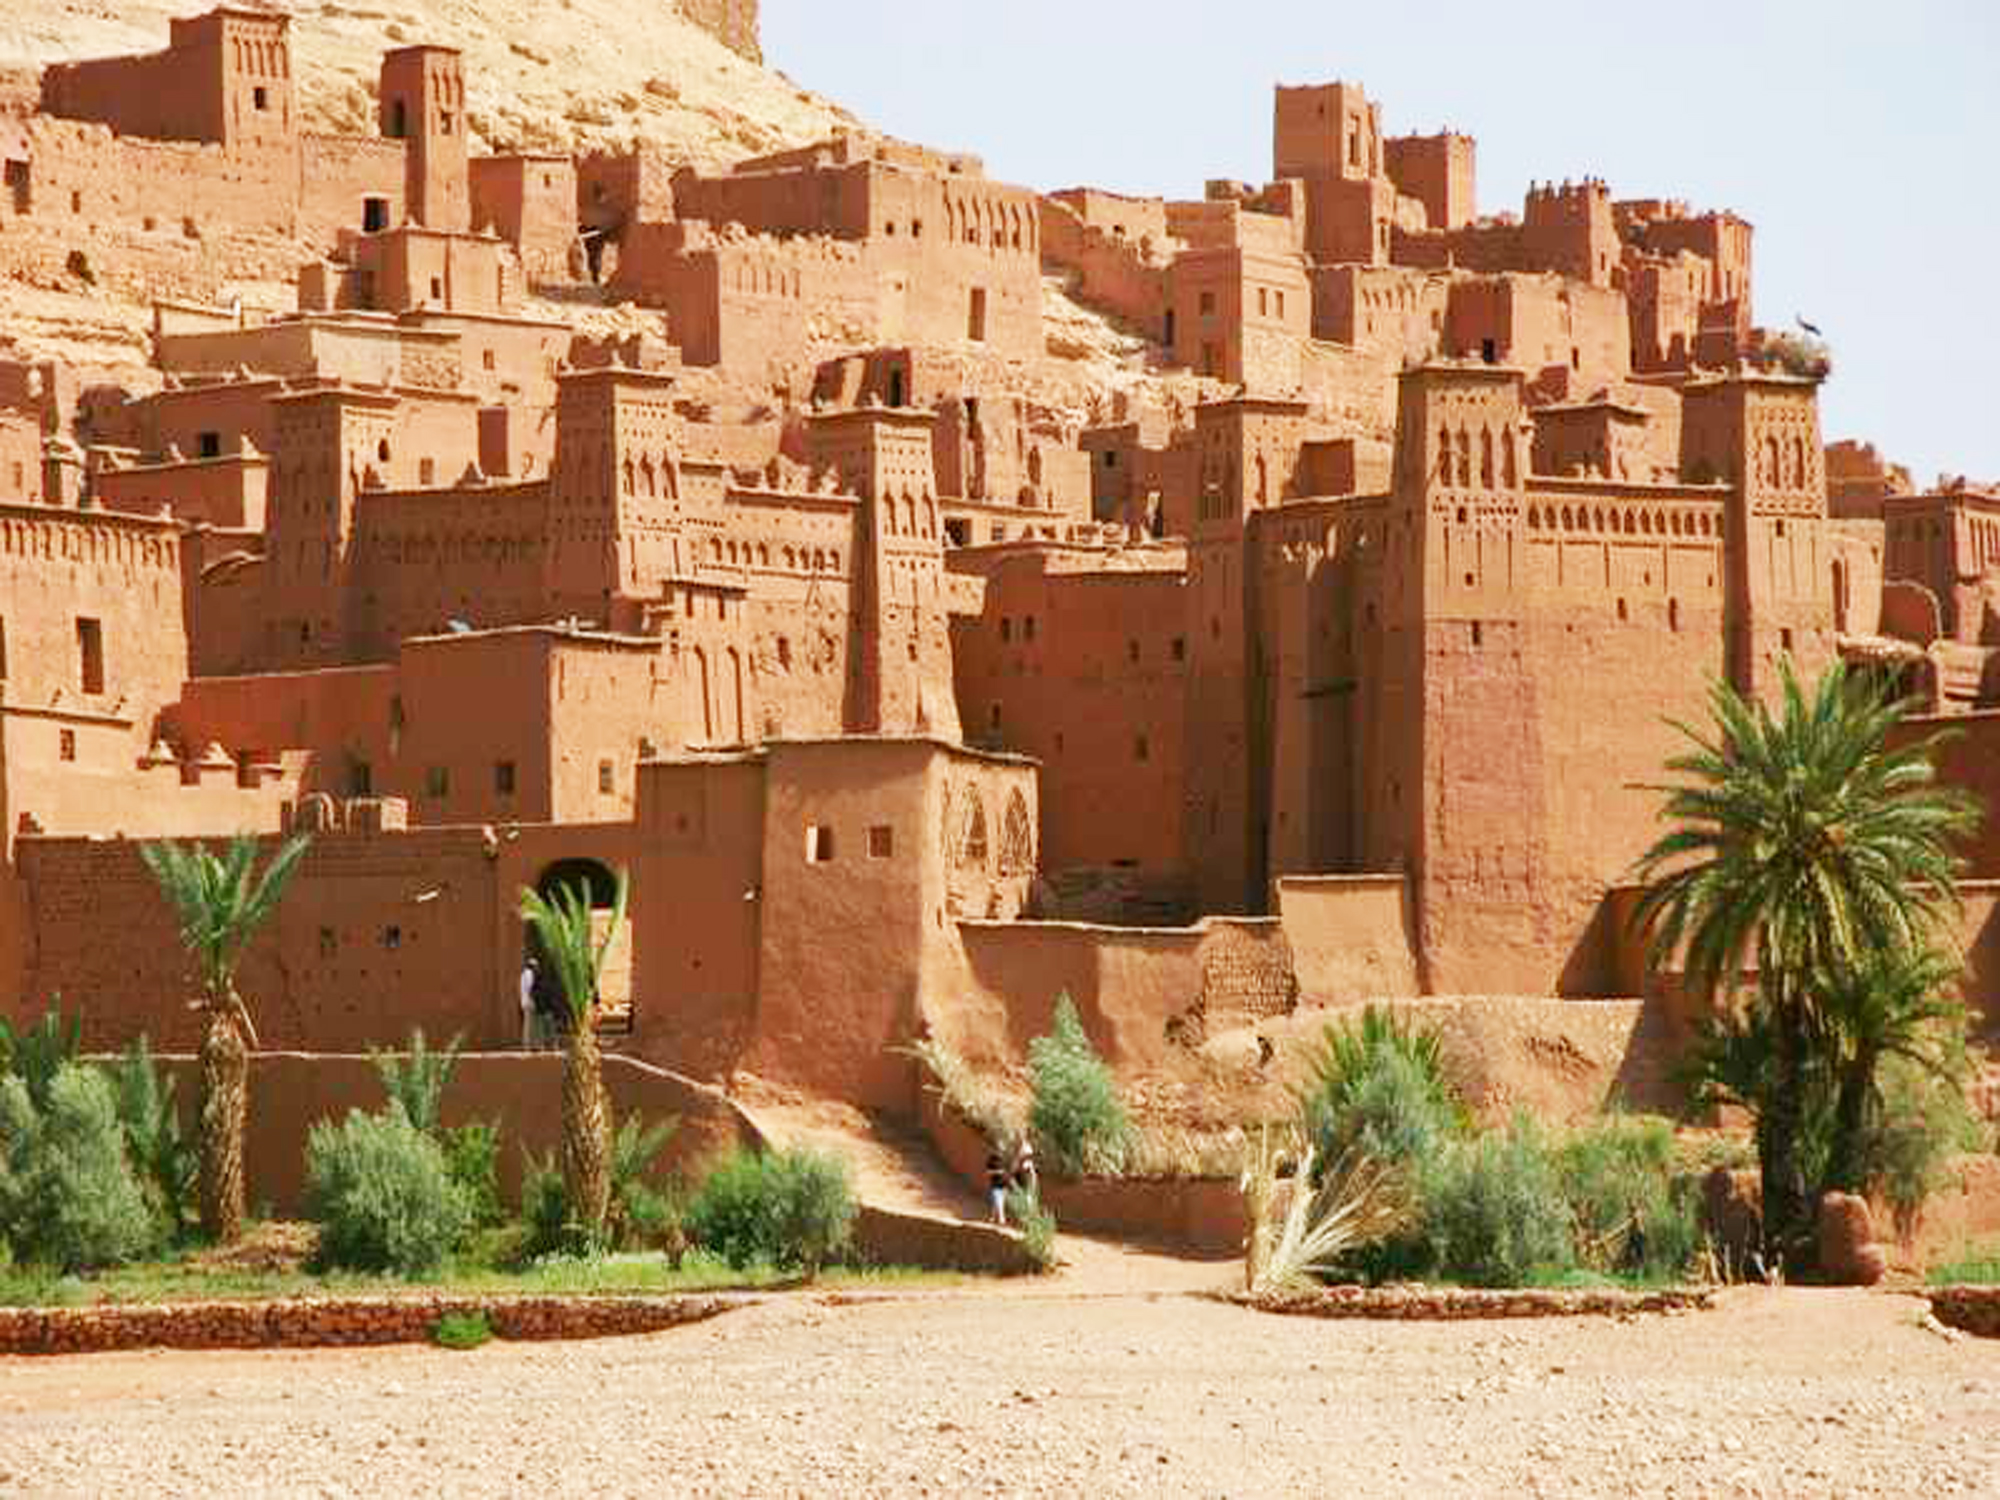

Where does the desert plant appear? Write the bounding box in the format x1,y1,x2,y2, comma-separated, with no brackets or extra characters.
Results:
1005,1185,1057,1271
443,1120,505,1229
371,1028,464,1138
0,1004,83,1107
1555,1115,1702,1280
304,1105,472,1276
141,833,311,1243
108,1038,198,1241
1027,996,1133,1177
1633,660,1973,1270
902,1034,1025,1148
685,1147,858,1274
1422,1112,1575,1287
519,1147,582,1258
1241,1128,1412,1294
518,869,628,1239
605,1111,681,1251
433,1309,493,1350
1853,1051,1987,1233
0,1065,163,1272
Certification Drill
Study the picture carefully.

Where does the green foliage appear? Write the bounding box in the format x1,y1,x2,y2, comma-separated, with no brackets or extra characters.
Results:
0,1004,83,1108
140,834,312,1008
606,1112,681,1251
1554,1116,1702,1280
1005,1185,1057,1272
685,1147,858,1273
1633,659,1975,1268
443,1121,504,1229
371,1029,464,1138
1928,1244,2000,1286
1421,1112,1575,1288
0,1065,163,1272
304,1106,472,1276
109,1038,198,1240
1303,1026,1464,1173
1853,1051,1986,1231
432,1309,493,1350
519,1148,584,1258
517,869,629,1024
1027,996,1133,1177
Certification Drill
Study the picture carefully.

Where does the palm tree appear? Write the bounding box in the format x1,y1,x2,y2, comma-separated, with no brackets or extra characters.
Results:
1631,658,1972,1269
141,833,311,1243
1813,942,1967,1197
518,869,628,1240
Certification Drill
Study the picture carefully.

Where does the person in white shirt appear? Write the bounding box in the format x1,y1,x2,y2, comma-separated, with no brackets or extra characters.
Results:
519,956,540,1050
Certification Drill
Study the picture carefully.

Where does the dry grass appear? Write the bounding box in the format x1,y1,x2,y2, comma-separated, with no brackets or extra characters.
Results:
1240,1128,1413,1294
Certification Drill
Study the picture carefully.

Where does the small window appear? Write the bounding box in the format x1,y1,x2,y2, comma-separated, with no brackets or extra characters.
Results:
418,458,435,485
1199,290,1216,316
968,287,988,343
1171,636,1187,662
58,728,76,762
252,86,269,111
989,703,1002,731
598,759,615,794
1134,734,1150,763
70,191,82,214
495,761,516,795
198,431,222,459
425,765,450,797
1127,639,1139,663
352,761,373,796
382,925,402,950
75,617,104,694
868,825,894,859
1024,616,1037,642
389,99,408,138
362,197,389,233
1000,617,1013,643
482,349,496,371
1780,627,1795,652
429,277,443,301
805,824,835,863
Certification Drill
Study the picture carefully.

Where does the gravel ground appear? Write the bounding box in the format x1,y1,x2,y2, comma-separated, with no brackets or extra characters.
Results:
0,1285,1995,1497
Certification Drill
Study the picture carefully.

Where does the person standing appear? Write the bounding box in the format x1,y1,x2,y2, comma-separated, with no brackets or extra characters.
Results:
985,1150,1010,1227
1011,1137,1037,1200
519,955,540,1050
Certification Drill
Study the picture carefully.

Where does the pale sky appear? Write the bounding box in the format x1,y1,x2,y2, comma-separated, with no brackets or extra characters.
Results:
762,0,1999,488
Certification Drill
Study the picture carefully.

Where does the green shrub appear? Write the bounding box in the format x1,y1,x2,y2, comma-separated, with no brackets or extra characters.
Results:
1005,1185,1057,1272
1855,1053,1987,1232
685,1147,858,1273
0,1005,83,1108
433,1310,493,1350
0,1065,163,1272
371,1029,463,1138
443,1121,504,1229
1555,1115,1701,1280
305,1106,471,1275
1422,1112,1575,1287
108,1038,198,1241
1299,1007,1464,1169
520,1148,585,1258
1027,996,1132,1177
606,1112,681,1252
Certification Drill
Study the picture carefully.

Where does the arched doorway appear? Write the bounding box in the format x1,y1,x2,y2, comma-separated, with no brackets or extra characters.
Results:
528,858,633,1034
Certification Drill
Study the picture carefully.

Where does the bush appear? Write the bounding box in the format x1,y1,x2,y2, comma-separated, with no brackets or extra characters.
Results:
443,1121,504,1229
433,1310,493,1350
685,1147,858,1273
305,1106,472,1275
1027,996,1132,1177
0,1005,83,1108
1299,1006,1464,1171
0,1065,162,1272
1555,1115,1701,1280
108,1038,198,1241
1422,1112,1575,1287
371,1029,463,1138
518,1111,682,1258
1006,1185,1057,1272
520,1148,583,1258
1854,1053,1987,1232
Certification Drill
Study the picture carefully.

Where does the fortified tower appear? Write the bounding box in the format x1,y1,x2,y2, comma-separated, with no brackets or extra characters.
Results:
544,366,684,617
380,46,470,232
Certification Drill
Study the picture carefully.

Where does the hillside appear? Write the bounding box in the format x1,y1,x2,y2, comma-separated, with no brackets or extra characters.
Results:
0,0,854,167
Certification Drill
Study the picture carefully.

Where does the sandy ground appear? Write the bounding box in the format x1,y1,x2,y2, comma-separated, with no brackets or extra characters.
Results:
0,1283,1995,1498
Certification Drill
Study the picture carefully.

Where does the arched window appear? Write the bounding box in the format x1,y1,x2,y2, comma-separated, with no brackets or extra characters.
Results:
998,789,1034,874
1479,428,1494,489
1455,429,1472,487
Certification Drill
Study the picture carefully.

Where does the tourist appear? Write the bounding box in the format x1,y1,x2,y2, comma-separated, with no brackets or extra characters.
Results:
1011,1136,1037,1199
985,1150,1010,1227
518,956,540,1050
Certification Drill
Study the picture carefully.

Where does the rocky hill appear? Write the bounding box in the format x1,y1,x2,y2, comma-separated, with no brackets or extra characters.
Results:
0,0,852,168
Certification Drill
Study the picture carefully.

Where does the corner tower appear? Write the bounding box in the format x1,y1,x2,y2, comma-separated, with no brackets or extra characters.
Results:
380,46,470,232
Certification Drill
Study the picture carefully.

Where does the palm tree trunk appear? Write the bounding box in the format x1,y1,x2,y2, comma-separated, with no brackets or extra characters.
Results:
1825,1048,1877,1197
198,998,249,1243
1761,1002,1813,1274
563,1013,610,1238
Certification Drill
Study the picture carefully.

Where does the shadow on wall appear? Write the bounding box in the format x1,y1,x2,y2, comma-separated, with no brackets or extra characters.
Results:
137,1051,765,1218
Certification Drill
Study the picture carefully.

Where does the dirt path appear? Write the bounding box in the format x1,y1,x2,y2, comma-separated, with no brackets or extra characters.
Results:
1,1287,1993,1496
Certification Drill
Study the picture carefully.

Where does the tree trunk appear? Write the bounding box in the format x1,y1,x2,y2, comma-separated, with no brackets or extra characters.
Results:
1760,1002,1814,1275
198,999,249,1243
1825,1049,1877,1197
563,1012,610,1238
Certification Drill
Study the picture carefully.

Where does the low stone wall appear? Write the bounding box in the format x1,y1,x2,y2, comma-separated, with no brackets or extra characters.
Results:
1928,1286,2000,1339
0,1295,740,1357
916,1081,1244,1256
851,1206,1040,1276
1238,1285,1717,1321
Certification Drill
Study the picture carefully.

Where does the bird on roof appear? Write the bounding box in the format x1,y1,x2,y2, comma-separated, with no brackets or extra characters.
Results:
1796,315,1824,337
